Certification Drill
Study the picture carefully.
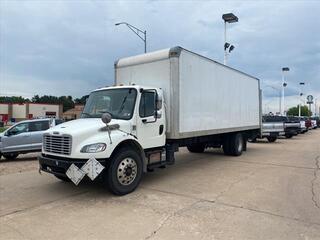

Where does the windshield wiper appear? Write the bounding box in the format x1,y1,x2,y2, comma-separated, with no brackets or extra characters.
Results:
118,89,131,115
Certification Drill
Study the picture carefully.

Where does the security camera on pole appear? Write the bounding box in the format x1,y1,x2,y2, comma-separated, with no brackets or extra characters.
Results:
222,13,238,65
281,67,289,116
298,82,305,117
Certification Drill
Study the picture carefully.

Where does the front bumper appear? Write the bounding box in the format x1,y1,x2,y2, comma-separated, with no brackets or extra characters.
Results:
261,132,280,137
38,154,107,177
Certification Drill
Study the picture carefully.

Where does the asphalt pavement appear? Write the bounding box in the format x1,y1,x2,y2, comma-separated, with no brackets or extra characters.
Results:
0,130,319,240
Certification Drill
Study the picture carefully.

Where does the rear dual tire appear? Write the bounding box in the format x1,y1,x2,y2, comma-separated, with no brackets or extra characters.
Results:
223,133,244,156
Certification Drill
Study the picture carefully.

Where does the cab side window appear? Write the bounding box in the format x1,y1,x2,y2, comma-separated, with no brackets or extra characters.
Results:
29,121,50,132
139,91,156,118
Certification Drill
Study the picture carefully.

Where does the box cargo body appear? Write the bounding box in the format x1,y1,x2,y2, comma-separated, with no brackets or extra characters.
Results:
115,47,261,139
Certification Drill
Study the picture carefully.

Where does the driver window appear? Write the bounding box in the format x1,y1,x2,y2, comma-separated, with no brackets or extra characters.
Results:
139,91,156,118
9,122,29,135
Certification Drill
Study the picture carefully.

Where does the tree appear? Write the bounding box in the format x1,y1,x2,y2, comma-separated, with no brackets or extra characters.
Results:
0,96,30,103
74,95,89,104
287,105,312,116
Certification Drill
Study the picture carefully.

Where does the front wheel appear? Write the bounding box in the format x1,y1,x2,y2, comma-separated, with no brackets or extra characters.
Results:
104,148,143,196
285,134,293,139
3,153,19,160
267,136,277,143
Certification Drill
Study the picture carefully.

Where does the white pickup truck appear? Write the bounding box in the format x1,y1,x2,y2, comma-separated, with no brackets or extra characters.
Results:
39,47,261,195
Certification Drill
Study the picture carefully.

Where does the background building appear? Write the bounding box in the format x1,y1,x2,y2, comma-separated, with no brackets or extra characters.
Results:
0,102,62,123
62,104,84,120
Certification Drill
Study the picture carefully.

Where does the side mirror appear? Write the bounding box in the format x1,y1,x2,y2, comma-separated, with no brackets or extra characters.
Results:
101,113,112,125
156,94,162,110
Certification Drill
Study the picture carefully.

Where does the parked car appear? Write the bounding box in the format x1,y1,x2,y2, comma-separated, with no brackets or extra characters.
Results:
310,118,318,129
301,117,312,130
264,116,299,138
250,116,285,142
288,116,307,134
0,118,63,160
311,117,320,127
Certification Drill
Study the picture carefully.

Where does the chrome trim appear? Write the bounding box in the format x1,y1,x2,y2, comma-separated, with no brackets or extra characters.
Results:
43,133,72,155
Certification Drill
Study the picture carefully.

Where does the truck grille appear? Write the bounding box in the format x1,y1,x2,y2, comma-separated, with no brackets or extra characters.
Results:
44,134,72,155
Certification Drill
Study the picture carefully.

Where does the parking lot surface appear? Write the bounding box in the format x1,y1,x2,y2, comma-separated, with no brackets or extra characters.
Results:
0,130,319,240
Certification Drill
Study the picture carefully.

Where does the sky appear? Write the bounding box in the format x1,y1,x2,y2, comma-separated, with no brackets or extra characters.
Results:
0,0,319,114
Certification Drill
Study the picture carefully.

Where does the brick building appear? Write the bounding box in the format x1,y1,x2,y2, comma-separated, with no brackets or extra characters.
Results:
0,102,63,123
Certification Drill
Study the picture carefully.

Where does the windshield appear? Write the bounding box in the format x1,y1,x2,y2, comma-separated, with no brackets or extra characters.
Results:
81,88,137,120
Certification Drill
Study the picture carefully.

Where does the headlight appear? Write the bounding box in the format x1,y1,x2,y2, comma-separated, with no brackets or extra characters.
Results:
80,143,106,153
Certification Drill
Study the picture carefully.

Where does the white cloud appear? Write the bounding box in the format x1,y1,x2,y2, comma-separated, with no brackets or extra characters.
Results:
0,0,319,113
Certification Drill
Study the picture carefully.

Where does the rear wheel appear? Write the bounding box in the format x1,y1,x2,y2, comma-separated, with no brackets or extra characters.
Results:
223,133,243,156
104,148,143,195
3,153,19,160
285,134,293,138
187,144,206,153
267,136,277,142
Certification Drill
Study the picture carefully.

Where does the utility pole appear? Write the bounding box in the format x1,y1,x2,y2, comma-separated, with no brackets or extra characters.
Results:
281,67,289,116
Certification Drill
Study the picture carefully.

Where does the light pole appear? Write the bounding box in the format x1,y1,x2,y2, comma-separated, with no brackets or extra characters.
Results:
298,82,305,117
115,22,147,53
281,67,290,115
222,13,238,65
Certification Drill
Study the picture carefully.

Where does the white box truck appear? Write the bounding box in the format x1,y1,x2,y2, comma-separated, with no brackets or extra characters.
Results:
39,47,261,195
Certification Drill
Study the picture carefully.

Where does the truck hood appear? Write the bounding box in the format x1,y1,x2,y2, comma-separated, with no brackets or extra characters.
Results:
46,118,132,136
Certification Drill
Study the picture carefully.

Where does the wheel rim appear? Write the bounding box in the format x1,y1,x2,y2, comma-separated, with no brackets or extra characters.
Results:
117,157,137,186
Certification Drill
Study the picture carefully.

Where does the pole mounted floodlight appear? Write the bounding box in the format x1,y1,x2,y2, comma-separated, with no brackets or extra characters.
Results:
281,67,290,115
115,22,147,53
222,13,239,23
222,13,238,65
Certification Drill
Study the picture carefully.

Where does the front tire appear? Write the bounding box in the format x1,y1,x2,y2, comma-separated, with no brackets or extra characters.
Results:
3,153,19,160
267,136,277,142
105,148,143,196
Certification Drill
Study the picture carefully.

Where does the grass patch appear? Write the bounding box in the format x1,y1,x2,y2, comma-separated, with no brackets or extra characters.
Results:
0,127,7,133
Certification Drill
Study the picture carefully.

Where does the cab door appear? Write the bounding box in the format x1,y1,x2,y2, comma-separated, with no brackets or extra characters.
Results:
2,122,31,153
28,120,50,150
136,89,165,149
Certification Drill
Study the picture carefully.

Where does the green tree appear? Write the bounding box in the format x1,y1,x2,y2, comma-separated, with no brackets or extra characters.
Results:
74,95,89,104
0,96,30,103
287,105,312,116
